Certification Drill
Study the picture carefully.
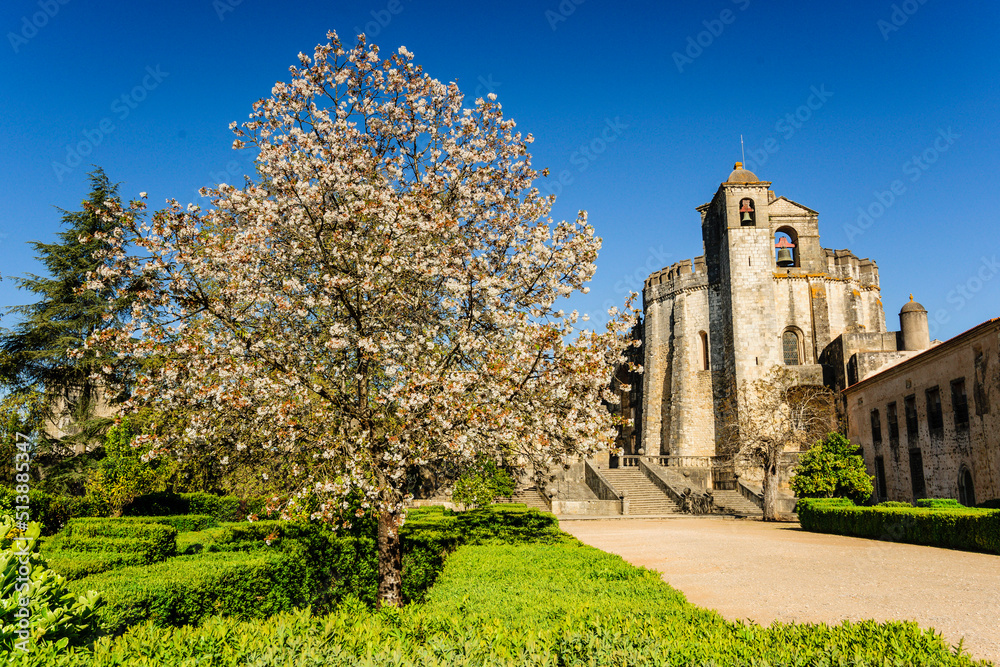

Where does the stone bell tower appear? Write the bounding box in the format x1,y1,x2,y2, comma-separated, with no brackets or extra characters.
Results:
701,163,780,393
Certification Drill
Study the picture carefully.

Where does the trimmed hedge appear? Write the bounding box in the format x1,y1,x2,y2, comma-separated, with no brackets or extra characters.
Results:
916,498,963,508
797,498,1000,554
0,487,109,535
66,550,313,636
47,518,178,565
122,492,278,522
44,551,148,580
14,541,989,666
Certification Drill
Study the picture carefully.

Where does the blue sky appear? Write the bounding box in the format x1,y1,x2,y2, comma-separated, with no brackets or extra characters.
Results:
1,0,997,341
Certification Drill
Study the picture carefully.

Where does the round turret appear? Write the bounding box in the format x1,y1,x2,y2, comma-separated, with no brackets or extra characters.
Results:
726,162,759,183
899,294,929,351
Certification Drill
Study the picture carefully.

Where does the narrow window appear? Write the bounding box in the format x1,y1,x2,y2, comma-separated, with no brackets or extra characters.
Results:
958,467,975,506
904,394,919,442
874,456,888,501
925,386,943,437
951,378,969,429
909,449,926,500
886,401,899,447
870,409,882,447
782,330,800,365
699,331,710,371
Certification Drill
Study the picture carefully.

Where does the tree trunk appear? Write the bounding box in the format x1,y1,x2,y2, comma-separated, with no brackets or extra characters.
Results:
761,449,780,522
376,510,404,608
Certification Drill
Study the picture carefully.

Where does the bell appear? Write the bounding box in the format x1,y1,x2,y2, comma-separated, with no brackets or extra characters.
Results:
776,247,794,267
741,211,752,223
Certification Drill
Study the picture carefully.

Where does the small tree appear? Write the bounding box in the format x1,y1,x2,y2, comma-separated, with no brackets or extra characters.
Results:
451,459,516,509
790,432,873,504
720,366,835,521
85,32,638,606
85,418,160,517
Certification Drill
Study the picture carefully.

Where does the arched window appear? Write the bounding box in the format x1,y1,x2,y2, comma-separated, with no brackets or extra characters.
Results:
739,198,755,226
699,331,710,370
958,466,976,506
782,330,800,365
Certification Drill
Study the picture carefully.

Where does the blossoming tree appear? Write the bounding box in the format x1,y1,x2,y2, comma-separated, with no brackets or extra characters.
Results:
85,32,639,606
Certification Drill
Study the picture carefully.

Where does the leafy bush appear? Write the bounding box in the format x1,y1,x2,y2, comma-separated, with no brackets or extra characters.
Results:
10,542,989,666
43,551,146,581
877,501,913,507
451,459,516,508
0,516,103,652
797,499,1000,554
916,498,963,508
0,487,108,536
790,432,873,503
56,519,177,563
977,499,1000,509
85,419,161,517
65,550,312,636
123,491,276,522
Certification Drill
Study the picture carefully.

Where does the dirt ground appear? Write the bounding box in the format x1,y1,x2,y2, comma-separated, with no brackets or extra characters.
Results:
562,517,1000,665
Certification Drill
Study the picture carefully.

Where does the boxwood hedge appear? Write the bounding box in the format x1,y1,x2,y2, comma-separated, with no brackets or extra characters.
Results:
797,498,1000,554
10,541,989,666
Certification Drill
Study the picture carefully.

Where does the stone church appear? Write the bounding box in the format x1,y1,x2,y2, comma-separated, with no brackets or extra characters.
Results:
616,163,932,473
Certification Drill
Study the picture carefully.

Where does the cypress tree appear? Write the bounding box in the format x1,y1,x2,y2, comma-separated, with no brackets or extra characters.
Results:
0,167,129,455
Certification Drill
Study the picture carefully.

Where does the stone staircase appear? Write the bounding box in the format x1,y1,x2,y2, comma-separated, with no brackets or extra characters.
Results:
711,489,763,517
498,487,550,512
599,468,682,515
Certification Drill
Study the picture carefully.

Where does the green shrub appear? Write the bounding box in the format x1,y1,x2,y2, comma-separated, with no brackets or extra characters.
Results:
0,516,103,652
11,542,989,666
60,519,176,561
66,550,312,636
977,498,1000,509
798,501,1000,554
0,487,108,536
916,498,963,508
43,551,147,581
123,491,276,522
790,432,874,503
877,500,913,507
451,459,516,508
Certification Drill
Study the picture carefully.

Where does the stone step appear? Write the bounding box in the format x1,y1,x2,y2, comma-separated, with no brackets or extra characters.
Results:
597,468,681,515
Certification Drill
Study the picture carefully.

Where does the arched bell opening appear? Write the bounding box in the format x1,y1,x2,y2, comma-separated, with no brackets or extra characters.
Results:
739,198,756,226
774,227,799,267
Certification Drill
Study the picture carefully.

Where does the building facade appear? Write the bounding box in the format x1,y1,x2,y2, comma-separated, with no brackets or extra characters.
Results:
619,164,945,488
843,319,1000,505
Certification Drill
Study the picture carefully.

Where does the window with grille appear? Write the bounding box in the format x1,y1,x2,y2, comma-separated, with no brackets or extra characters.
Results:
886,401,899,446
926,386,943,437
782,331,799,365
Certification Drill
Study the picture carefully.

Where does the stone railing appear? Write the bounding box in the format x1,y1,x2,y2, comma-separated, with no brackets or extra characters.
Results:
737,479,765,510
620,455,641,467
637,458,684,505
584,460,628,514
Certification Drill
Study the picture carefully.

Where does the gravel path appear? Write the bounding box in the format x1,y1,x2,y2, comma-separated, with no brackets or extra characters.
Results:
562,517,1000,665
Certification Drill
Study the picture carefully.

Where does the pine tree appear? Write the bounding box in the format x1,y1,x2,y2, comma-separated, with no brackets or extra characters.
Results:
0,167,129,456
